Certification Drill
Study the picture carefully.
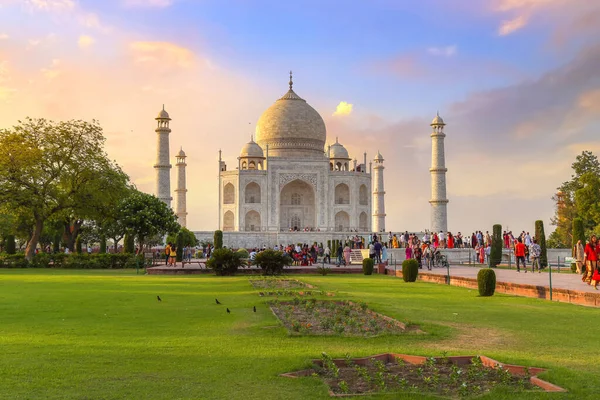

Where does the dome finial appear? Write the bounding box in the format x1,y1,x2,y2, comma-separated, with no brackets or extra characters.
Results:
163,104,165,111
289,70,293,90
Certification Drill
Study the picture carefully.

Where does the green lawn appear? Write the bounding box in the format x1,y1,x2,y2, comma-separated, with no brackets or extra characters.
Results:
0,269,597,399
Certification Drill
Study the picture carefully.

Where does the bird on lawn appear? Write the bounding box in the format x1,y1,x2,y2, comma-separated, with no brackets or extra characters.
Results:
226,308,230,314
157,296,162,302
216,298,221,305
253,306,256,313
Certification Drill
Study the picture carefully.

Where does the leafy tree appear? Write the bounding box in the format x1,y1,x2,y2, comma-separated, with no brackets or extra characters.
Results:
166,227,199,249
574,172,600,235
5,235,16,254
552,151,600,247
490,224,502,267
535,220,548,268
75,236,82,254
572,218,586,249
0,118,129,260
99,217,127,253
123,233,135,254
118,190,179,253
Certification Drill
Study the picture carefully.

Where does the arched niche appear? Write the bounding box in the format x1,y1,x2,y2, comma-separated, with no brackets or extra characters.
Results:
359,184,368,205
335,183,350,205
359,212,368,231
245,182,261,204
223,183,235,204
223,211,235,231
244,210,261,231
335,211,350,232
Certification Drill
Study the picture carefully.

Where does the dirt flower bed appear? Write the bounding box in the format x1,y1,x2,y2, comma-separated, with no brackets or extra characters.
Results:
269,299,412,336
249,278,314,290
258,290,334,297
314,353,542,397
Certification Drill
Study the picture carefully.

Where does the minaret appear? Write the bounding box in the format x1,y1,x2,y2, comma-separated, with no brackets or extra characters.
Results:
372,151,386,232
154,105,172,207
429,112,449,233
175,148,188,227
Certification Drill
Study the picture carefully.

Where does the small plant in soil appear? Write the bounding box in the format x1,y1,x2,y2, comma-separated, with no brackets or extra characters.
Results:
269,299,410,336
312,355,541,397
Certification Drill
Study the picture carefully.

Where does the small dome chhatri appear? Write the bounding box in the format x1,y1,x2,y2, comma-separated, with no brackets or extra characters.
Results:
374,151,384,162
431,111,445,126
330,137,349,159
240,136,264,158
156,104,171,120
177,147,186,157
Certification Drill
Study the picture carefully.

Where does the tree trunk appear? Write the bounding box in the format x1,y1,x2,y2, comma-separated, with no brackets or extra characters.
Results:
63,219,83,252
25,218,44,261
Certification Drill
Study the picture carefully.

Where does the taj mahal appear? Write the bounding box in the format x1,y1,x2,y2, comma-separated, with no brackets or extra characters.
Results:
152,72,449,248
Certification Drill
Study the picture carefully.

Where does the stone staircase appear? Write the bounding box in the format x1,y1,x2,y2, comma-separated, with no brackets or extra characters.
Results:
350,249,364,265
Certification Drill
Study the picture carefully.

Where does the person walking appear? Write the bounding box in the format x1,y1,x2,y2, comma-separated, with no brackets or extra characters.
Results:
405,244,413,260
374,240,382,264
337,244,344,266
423,242,433,270
343,243,351,266
169,244,177,267
515,237,527,273
530,239,541,273
583,235,598,285
574,239,584,274
324,245,331,264
164,243,171,265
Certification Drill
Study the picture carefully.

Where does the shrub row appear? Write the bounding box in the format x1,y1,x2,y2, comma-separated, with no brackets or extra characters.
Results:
0,253,147,269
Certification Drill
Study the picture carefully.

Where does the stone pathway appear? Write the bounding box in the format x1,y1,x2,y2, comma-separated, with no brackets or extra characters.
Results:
427,265,598,294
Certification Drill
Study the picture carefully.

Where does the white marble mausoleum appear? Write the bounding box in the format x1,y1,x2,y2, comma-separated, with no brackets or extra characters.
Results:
217,73,386,237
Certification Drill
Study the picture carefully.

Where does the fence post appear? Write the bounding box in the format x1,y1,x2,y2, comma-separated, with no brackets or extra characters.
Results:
549,259,553,301
557,256,560,273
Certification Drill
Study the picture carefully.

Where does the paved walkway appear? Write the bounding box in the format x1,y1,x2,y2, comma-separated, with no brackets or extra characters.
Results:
427,265,598,294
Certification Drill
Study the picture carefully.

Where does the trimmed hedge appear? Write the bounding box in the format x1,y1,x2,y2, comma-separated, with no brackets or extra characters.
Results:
535,220,548,268
477,269,496,296
253,249,291,276
362,258,374,275
214,230,223,250
490,224,502,267
402,259,419,282
0,253,141,269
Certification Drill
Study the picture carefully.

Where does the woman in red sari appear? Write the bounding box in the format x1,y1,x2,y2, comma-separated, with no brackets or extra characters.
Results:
433,233,439,249
447,232,454,249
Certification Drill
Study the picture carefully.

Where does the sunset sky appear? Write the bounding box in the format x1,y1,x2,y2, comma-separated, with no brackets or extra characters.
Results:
1,0,599,234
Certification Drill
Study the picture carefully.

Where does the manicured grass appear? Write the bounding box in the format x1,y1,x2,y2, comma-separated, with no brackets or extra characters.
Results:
0,269,597,399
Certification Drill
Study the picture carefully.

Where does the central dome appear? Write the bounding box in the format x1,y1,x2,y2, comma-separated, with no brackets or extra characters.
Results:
255,74,326,158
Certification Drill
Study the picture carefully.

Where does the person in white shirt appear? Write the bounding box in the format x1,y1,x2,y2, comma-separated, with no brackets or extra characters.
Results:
438,231,446,248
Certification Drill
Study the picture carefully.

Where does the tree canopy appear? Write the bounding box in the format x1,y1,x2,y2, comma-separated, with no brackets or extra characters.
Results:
550,151,600,248
118,190,180,252
0,118,130,259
